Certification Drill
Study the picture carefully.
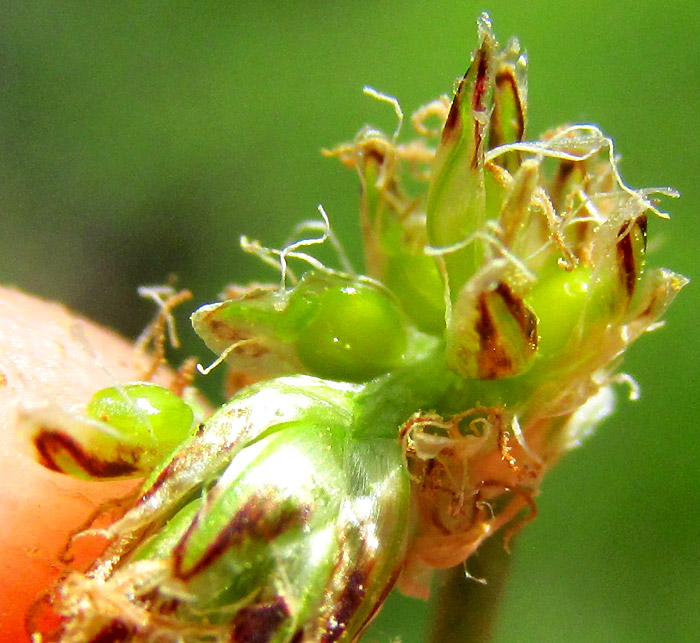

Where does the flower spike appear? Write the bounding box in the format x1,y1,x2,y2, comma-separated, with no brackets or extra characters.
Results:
30,13,686,643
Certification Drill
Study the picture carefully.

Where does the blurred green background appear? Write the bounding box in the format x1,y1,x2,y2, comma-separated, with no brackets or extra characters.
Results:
1,2,698,641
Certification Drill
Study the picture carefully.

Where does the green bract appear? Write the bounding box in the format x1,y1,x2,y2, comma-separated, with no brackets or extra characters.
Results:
34,12,685,643
192,270,409,384
22,382,195,480
54,377,410,643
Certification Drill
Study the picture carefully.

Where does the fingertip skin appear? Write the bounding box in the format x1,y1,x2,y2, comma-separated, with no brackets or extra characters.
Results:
0,286,153,641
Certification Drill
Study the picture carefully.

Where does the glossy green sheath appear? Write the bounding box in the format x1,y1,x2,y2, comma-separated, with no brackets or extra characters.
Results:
22,383,195,480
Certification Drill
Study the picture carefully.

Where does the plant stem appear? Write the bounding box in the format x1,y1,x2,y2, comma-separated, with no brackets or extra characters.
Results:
426,531,511,643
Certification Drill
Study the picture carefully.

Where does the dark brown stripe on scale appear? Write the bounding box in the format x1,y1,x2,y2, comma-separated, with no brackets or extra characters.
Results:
472,119,484,169
174,495,311,580
442,80,465,144
471,48,490,169
231,597,290,643
356,564,405,641
616,216,647,298
136,408,247,506
495,282,538,348
472,48,489,113
206,318,247,342
33,430,140,478
495,69,525,141
442,44,489,153
550,159,577,210
207,320,269,357
555,159,576,183
321,568,369,643
138,587,181,615
617,229,636,297
135,456,180,503
637,214,648,249
475,293,512,379
289,628,305,643
363,146,385,167
489,68,524,164
88,618,135,643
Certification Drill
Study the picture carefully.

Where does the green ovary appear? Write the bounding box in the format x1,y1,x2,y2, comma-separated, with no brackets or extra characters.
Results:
526,263,616,364
295,282,408,382
86,382,194,460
